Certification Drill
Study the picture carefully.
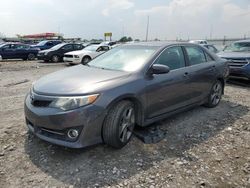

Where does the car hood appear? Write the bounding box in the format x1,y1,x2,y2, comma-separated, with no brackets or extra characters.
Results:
217,51,250,59
39,49,52,53
33,65,130,95
65,50,92,56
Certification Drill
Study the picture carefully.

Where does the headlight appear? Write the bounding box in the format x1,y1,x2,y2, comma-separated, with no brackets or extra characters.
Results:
49,94,99,111
74,55,80,58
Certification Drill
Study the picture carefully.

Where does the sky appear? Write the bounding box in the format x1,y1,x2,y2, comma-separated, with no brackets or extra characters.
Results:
0,0,250,40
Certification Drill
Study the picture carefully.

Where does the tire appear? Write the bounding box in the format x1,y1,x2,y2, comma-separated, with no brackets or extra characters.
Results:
102,101,135,149
81,56,91,65
27,53,36,61
51,55,60,63
204,80,223,108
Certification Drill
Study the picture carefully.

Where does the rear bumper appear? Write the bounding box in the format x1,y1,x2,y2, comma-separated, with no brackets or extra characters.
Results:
24,94,106,148
229,64,250,79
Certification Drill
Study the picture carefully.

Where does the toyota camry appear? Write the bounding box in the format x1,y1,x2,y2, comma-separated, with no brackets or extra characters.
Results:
24,42,228,149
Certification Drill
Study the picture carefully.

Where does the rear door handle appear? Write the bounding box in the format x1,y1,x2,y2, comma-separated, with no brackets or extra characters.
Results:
183,72,189,77
209,65,216,71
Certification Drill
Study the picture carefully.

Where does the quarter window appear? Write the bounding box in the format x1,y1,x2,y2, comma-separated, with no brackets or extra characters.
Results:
2,45,11,49
185,46,206,65
154,46,185,70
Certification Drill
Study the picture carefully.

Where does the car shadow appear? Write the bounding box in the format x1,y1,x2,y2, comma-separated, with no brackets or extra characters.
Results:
24,100,249,187
36,60,64,64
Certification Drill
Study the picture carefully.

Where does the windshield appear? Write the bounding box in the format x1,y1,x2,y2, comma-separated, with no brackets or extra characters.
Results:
0,43,5,48
49,43,65,50
36,41,47,46
84,45,99,51
224,42,250,52
87,46,157,72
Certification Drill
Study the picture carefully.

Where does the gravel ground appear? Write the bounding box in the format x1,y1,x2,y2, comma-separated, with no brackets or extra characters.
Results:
0,60,250,188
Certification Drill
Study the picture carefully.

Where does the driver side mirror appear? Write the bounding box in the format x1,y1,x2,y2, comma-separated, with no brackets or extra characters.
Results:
149,64,170,75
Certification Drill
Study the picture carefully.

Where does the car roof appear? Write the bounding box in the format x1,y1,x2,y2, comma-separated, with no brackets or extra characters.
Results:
234,39,250,43
123,41,194,48
2,42,28,45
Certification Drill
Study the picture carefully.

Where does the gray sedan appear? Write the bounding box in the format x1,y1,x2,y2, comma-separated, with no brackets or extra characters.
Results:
24,42,228,149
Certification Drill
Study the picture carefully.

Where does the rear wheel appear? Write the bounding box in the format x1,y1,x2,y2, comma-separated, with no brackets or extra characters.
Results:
81,56,91,65
51,55,60,63
204,80,223,108
102,101,135,149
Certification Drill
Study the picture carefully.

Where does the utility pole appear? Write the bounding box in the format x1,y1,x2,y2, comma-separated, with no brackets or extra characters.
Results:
210,24,213,39
146,15,149,41
122,25,125,37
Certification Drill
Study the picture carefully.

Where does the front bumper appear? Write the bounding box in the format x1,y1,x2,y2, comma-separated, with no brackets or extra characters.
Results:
63,57,81,64
37,54,50,61
24,94,106,148
229,64,250,80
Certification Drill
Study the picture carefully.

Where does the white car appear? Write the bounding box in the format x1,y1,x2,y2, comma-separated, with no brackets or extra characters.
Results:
189,40,208,45
63,45,110,65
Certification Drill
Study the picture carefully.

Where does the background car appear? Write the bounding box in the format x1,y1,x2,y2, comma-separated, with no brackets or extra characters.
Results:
100,41,117,46
37,43,84,62
217,40,250,80
64,44,110,65
32,40,62,50
190,40,208,45
0,43,40,60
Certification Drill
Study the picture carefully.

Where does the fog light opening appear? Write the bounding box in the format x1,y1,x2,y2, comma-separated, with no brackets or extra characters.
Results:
67,129,79,139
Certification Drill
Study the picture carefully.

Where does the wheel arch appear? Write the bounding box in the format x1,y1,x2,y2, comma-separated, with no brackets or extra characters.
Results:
217,77,225,94
82,55,92,60
106,94,144,126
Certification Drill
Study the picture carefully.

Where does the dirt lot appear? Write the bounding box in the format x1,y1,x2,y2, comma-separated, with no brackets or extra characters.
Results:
0,60,250,188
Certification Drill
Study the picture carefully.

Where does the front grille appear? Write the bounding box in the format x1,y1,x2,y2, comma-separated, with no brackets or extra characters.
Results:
225,58,249,68
32,100,52,107
64,55,73,58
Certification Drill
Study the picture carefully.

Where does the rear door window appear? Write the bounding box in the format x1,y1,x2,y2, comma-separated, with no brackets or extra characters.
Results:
74,44,83,50
61,44,73,51
154,46,185,70
16,44,29,49
185,46,206,66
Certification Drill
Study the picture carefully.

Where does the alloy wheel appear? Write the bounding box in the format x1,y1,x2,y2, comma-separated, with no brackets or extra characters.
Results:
211,82,222,105
52,55,59,63
119,107,135,143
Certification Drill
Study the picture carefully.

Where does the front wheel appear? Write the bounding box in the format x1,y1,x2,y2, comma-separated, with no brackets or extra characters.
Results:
51,55,60,63
204,80,223,108
27,53,36,60
102,101,135,149
81,56,91,65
